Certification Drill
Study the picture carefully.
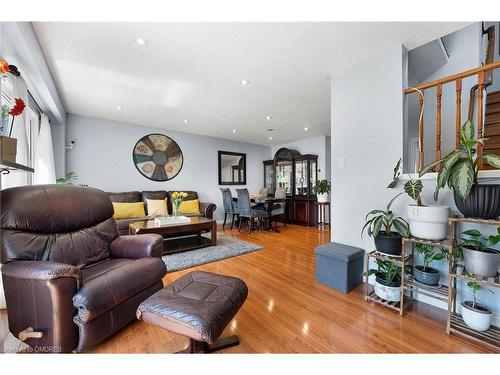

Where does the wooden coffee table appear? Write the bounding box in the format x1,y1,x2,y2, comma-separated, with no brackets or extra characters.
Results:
129,217,217,255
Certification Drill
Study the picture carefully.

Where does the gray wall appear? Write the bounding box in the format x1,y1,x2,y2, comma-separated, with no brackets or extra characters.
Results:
66,114,271,222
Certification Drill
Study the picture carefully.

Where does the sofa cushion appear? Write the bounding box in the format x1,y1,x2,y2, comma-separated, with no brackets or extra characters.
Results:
179,199,200,214
112,202,146,219
142,191,168,202
108,191,142,203
146,199,168,216
73,257,167,323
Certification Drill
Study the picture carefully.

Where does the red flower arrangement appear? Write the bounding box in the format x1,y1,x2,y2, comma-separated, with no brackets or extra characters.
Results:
9,98,26,117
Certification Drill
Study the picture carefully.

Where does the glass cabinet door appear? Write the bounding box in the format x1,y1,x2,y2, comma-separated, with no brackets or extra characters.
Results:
276,161,293,195
309,160,317,195
295,159,307,196
264,162,274,190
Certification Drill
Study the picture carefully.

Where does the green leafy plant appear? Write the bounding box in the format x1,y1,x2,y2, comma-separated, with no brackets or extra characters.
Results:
420,120,500,200
313,179,331,195
361,194,410,238
466,274,494,309
387,158,424,206
415,243,446,271
364,258,401,284
56,171,78,185
459,228,500,254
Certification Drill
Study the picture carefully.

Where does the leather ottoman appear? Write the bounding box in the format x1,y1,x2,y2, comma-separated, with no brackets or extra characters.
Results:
136,271,248,353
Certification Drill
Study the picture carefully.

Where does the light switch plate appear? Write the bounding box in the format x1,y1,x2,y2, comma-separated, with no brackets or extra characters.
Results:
337,157,345,168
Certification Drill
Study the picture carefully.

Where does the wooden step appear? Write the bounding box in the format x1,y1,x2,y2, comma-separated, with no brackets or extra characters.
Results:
486,102,500,115
485,123,500,137
483,136,500,148
486,92,500,105
485,112,500,125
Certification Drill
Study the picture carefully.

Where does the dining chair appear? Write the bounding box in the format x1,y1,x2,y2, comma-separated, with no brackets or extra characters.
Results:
219,188,239,229
258,187,270,200
236,188,267,234
271,187,287,227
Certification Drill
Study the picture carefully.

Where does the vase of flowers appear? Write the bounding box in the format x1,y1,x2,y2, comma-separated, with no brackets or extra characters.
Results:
0,59,26,162
171,191,188,217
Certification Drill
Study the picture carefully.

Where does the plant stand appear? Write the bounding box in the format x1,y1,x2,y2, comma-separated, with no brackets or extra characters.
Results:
446,216,500,351
363,216,499,351
364,250,413,315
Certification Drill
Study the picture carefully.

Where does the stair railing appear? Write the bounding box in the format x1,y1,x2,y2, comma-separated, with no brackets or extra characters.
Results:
405,60,500,172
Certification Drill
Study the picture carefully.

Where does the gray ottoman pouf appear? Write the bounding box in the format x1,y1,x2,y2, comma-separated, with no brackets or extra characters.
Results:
315,242,364,293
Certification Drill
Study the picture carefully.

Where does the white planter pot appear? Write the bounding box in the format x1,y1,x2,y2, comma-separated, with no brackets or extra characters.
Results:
317,193,329,203
374,278,401,302
461,301,492,332
407,205,450,240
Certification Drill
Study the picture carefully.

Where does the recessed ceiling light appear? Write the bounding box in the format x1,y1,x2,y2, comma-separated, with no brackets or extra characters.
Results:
183,119,189,123
115,105,123,110
304,127,309,131
240,79,250,86
232,129,237,133
136,37,148,46
265,116,272,120
268,136,273,140
267,128,274,132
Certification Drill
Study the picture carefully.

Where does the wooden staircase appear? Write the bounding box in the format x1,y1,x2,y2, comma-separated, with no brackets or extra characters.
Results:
483,90,500,159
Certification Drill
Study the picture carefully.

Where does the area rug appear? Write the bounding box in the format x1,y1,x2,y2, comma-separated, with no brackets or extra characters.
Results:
162,234,263,272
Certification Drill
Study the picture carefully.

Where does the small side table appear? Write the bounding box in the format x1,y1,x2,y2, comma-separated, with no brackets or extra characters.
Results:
315,201,331,227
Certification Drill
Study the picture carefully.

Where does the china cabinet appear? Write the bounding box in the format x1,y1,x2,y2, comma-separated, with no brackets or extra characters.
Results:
263,148,318,226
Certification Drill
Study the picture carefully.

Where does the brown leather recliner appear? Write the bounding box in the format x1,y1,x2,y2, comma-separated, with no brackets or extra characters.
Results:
0,185,167,353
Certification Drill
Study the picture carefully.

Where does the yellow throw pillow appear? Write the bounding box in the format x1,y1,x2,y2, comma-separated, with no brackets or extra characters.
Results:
112,202,146,219
146,199,168,216
178,199,200,215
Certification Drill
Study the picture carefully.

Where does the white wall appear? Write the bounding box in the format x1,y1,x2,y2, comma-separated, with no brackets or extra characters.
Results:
66,114,271,222
271,135,331,181
331,45,406,248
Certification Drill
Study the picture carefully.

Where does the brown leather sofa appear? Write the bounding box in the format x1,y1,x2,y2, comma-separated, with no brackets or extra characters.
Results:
108,190,217,235
0,185,167,353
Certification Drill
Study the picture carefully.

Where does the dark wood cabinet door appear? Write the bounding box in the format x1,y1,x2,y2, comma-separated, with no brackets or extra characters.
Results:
294,199,309,225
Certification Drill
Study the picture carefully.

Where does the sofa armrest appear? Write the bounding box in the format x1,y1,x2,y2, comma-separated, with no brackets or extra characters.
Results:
199,202,216,219
110,234,164,259
1,261,80,352
2,260,82,287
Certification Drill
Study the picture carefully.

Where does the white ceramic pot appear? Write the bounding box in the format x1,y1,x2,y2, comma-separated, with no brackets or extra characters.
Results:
407,205,450,240
374,277,401,302
461,301,492,332
317,193,329,203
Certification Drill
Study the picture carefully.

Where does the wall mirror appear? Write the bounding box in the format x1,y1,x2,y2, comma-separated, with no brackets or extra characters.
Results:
218,151,246,185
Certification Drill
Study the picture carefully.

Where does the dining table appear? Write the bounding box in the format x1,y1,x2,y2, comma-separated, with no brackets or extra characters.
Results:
232,196,286,233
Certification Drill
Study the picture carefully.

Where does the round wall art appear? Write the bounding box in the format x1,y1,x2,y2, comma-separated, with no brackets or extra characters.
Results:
133,133,184,181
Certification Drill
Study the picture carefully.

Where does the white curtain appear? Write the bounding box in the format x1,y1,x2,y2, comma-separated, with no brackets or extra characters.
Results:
34,113,56,184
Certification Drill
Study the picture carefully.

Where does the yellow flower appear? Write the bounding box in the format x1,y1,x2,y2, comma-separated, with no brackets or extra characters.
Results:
183,192,188,198
172,192,178,199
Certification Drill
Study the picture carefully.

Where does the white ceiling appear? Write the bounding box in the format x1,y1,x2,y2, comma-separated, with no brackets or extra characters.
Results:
33,22,468,145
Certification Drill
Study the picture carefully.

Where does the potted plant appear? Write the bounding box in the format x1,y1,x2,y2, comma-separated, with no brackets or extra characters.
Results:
388,158,450,240
457,228,500,278
0,59,26,163
171,191,188,217
313,179,331,203
461,276,494,332
361,194,410,255
364,259,402,302
420,120,500,219
413,243,446,285
56,171,78,185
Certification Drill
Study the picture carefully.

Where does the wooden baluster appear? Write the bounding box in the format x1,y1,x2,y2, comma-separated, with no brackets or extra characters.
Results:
477,71,485,169
418,91,425,172
436,83,442,171
455,78,462,150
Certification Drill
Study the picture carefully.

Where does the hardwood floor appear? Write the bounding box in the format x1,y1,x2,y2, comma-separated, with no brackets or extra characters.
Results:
0,224,495,353
90,224,493,354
